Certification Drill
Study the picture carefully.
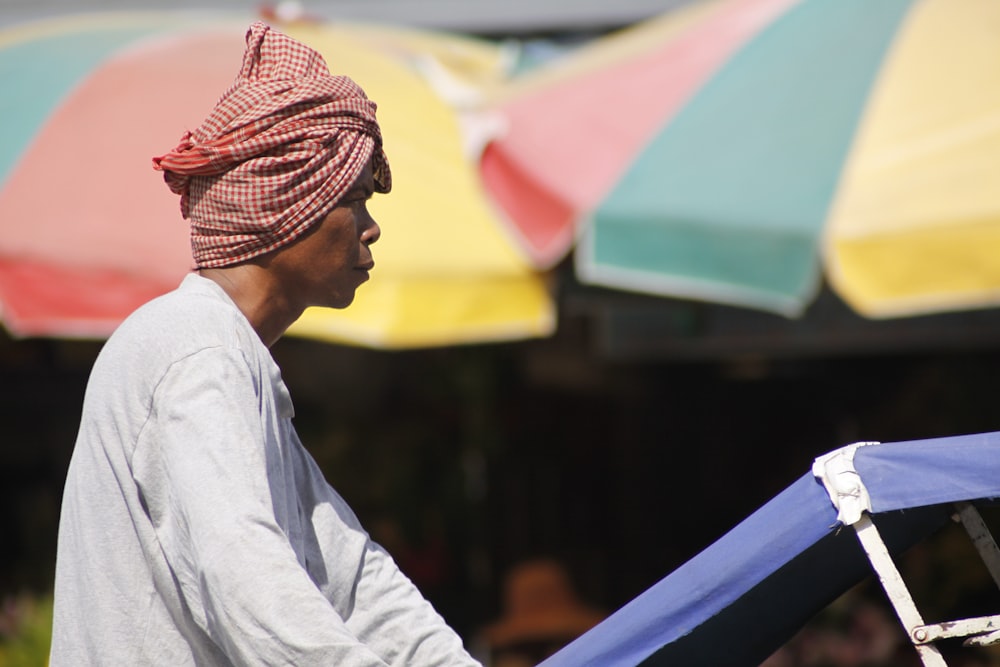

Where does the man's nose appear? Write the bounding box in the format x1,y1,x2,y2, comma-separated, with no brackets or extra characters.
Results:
362,220,381,246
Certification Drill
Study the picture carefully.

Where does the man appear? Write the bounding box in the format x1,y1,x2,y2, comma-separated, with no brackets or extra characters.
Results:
50,21,480,666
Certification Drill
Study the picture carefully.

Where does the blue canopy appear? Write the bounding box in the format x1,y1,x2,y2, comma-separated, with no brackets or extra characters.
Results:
540,431,1000,667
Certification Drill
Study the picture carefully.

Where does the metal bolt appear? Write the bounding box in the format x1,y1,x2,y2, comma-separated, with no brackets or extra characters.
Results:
914,629,928,643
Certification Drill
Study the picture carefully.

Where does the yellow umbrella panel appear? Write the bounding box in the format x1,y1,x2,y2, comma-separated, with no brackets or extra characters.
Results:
280,23,555,348
824,0,1000,318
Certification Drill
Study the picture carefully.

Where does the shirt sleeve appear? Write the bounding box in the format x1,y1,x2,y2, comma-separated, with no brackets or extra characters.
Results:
132,347,390,666
292,444,482,666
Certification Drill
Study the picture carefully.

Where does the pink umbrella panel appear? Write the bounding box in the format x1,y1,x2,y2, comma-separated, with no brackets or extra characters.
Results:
478,0,798,270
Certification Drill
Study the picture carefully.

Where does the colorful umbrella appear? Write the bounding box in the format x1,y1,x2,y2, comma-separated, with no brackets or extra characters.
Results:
478,0,1000,319
0,12,554,348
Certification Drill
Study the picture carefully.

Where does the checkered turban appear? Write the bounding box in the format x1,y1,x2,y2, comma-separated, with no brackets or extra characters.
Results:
152,21,391,268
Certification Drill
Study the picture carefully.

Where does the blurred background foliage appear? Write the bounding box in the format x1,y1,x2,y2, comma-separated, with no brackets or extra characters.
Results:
0,594,53,667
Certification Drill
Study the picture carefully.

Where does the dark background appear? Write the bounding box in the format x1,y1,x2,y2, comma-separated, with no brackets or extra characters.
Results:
5,272,1000,647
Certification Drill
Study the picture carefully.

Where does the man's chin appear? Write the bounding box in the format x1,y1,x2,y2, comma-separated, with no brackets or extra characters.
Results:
329,292,356,310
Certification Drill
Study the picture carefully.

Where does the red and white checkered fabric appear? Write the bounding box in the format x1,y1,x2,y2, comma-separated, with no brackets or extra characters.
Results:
153,21,391,268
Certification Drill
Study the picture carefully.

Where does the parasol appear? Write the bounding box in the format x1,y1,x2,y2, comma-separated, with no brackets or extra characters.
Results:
478,0,1000,319
0,12,554,348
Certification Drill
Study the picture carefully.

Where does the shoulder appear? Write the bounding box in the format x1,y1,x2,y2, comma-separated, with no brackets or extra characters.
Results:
75,276,272,454
93,274,266,384
116,274,256,353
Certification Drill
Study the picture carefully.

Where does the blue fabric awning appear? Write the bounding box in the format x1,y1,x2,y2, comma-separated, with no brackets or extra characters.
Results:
540,431,1000,666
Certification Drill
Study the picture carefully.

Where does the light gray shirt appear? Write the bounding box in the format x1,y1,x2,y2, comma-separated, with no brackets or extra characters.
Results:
51,273,479,666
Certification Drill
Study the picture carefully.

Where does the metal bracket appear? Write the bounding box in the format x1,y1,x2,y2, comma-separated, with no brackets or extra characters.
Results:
910,615,1000,645
853,513,948,666
852,503,1000,666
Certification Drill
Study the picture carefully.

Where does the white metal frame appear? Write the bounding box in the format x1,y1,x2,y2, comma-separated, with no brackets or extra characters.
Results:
853,502,1000,666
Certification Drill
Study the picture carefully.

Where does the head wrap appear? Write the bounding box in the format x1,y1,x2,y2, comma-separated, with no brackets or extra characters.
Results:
152,21,391,268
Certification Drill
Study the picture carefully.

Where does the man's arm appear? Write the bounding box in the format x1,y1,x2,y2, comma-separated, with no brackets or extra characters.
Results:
133,347,390,666
292,444,481,666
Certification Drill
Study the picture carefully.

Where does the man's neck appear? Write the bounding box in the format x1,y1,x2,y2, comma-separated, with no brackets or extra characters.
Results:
198,265,301,347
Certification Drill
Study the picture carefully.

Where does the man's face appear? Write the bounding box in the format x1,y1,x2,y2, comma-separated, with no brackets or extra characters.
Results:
269,159,380,310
